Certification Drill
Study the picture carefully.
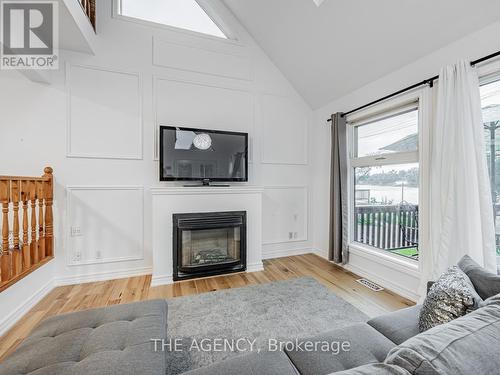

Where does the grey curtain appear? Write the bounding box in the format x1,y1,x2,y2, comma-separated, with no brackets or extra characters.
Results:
329,113,349,264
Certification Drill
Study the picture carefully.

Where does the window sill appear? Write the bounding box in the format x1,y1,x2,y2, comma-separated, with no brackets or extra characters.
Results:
348,243,420,278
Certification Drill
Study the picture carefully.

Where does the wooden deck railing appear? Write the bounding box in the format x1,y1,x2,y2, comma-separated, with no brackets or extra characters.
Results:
0,167,54,293
79,0,96,30
354,204,418,250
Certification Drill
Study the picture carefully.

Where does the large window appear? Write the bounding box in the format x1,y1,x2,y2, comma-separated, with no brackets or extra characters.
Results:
480,78,500,262
350,104,420,261
117,0,228,39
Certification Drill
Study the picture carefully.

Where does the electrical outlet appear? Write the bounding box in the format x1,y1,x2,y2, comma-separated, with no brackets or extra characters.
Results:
96,250,102,259
74,251,82,262
71,226,82,237
294,232,298,239
288,232,293,240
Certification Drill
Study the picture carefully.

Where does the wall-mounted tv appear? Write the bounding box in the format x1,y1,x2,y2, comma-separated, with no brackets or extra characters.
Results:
159,126,248,183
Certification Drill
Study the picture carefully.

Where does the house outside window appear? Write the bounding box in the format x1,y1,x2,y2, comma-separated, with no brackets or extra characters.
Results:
480,78,500,266
348,100,420,261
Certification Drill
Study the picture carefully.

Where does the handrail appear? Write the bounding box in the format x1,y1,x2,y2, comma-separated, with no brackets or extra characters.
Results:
79,0,96,31
0,176,50,181
0,167,54,293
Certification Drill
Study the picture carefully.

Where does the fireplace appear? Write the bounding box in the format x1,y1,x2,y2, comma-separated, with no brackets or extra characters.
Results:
173,211,247,281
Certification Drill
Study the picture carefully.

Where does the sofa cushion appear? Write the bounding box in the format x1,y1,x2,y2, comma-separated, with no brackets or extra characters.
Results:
332,363,410,374
180,351,299,375
384,294,500,375
458,255,500,299
0,300,168,375
367,305,421,345
418,266,482,332
285,323,395,375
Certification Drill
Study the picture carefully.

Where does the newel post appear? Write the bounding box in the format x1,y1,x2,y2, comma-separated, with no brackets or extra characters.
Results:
43,167,54,258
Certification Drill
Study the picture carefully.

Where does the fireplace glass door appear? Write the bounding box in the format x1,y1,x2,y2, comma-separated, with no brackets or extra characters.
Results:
181,227,241,269
173,211,247,280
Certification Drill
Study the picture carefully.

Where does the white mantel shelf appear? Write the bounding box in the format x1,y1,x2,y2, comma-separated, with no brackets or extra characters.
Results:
151,186,265,286
151,186,265,195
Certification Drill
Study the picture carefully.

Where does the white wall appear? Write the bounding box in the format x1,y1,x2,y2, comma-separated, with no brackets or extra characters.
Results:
311,20,500,301
0,0,313,333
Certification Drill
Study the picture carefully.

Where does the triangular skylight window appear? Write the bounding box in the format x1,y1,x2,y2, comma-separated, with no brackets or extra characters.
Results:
119,0,227,39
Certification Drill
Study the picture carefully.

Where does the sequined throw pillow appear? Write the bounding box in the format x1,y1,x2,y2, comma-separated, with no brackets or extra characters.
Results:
419,266,482,332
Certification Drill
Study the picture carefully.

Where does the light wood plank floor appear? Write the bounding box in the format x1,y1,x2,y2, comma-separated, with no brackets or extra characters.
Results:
0,253,414,361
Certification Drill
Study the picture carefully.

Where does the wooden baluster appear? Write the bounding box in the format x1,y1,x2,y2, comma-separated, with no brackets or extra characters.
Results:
43,167,54,258
37,181,45,260
21,180,30,271
1,180,11,283
29,180,38,265
11,180,22,276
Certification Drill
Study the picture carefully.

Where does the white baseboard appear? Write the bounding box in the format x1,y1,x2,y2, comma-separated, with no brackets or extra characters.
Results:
0,278,55,337
54,266,153,286
310,248,328,259
343,263,420,302
246,262,264,272
262,247,315,260
151,274,174,287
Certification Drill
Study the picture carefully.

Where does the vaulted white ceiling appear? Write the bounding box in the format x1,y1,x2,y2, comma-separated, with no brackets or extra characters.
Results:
223,0,500,109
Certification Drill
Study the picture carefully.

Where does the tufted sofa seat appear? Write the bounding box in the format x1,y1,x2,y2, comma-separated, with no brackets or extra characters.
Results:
0,299,168,375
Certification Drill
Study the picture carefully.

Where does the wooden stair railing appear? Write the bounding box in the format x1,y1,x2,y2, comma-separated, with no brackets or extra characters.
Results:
0,167,54,293
79,0,96,31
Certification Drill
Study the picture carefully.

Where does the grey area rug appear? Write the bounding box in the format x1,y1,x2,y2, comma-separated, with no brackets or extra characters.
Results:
165,277,368,374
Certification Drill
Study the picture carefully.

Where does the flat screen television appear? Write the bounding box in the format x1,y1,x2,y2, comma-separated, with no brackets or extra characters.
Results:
159,126,248,183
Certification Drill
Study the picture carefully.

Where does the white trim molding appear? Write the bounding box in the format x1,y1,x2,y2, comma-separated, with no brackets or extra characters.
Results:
66,63,144,160
54,267,152,286
152,74,254,161
151,275,174,287
345,245,421,302
151,186,264,195
65,186,145,266
246,261,264,273
262,186,309,245
344,262,419,302
262,247,314,260
0,278,55,337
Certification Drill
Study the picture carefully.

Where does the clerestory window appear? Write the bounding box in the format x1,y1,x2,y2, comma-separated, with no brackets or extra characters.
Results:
117,0,228,39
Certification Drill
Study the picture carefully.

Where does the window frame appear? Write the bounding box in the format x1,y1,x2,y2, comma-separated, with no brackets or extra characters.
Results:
478,60,500,271
112,0,239,42
346,90,428,267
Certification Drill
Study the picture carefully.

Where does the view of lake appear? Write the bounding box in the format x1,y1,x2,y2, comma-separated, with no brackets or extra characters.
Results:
356,184,419,205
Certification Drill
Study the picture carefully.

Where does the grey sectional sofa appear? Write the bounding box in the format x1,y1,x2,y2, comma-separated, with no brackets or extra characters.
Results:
0,299,168,375
1,256,499,375
3,297,499,375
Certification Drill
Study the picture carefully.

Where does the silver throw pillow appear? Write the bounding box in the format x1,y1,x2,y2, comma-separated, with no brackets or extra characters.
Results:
419,266,482,332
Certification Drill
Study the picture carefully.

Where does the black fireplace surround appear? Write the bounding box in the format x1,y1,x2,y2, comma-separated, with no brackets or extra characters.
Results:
173,211,247,281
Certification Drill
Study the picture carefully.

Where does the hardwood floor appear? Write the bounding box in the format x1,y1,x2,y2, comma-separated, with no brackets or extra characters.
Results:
0,253,414,361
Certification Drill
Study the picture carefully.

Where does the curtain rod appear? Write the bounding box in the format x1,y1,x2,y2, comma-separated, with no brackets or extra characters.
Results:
327,49,500,123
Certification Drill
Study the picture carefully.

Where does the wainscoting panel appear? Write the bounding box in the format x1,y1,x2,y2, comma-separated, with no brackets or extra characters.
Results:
153,77,254,160
66,64,143,159
260,94,308,165
66,186,144,266
262,186,308,245
153,37,252,81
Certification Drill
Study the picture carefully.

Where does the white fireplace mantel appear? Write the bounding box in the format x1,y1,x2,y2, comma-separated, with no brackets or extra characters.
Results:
151,186,264,286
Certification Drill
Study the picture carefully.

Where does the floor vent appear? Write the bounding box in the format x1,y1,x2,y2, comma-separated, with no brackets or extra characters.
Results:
356,278,384,292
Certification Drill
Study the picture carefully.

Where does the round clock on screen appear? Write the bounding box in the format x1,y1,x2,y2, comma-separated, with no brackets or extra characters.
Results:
193,133,212,150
